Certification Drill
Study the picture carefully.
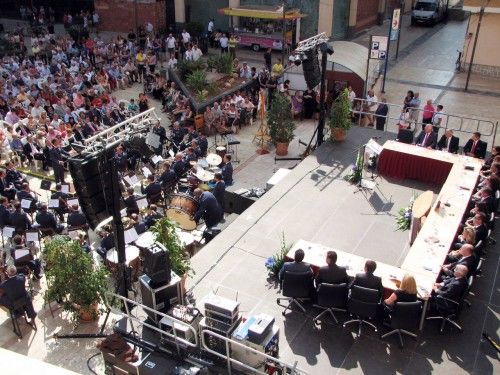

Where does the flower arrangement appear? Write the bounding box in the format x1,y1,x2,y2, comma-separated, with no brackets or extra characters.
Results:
396,194,417,231
265,232,291,278
345,147,364,184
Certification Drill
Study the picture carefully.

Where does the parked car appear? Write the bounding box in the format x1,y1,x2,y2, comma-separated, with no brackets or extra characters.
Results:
411,0,446,26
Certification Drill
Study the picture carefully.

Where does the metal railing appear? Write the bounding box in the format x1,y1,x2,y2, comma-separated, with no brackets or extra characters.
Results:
104,292,198,355
200,329,309,375
350,98,498,147
83,107,161,146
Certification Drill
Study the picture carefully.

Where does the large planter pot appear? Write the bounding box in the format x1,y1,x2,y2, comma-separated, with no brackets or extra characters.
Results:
275,142,289,156
77,303,99,322
331,128,347,142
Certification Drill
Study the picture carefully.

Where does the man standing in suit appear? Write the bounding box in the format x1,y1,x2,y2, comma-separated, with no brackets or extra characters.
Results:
151,120,167,155
437,129,459,153
141,175,162,204
159,161,177,194
431,264,468,311
221,154,233,186
51,184,69,222
414,124,438,149
279,249,313,282
316,250,349,286
193,188,223,228
463,132,487,159
50,138,70,184
0,266,37,324
211,173,226,213
351,259,383,296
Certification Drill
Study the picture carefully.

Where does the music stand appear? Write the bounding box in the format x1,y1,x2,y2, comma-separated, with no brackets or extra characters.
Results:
40,180,52,201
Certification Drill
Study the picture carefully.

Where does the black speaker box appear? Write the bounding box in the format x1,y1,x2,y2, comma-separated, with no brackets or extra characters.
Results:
396,129,414,144
302,49,321,89
143,242,171,287
224,191,256,214
139,274,178,324
68,148,119,229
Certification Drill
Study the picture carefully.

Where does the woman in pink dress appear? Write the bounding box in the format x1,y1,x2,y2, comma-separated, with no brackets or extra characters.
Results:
422,99,435,130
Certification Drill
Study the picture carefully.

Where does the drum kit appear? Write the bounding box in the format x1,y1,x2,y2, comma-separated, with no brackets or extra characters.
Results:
166,194,199,231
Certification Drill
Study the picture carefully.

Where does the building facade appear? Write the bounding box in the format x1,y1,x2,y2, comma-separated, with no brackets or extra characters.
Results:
462,0,500,77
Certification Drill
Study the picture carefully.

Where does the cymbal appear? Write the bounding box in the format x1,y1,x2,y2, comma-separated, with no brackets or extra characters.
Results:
206,153,222,166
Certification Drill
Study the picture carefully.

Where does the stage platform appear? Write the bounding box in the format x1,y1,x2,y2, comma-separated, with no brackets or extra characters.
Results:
186,126,500,374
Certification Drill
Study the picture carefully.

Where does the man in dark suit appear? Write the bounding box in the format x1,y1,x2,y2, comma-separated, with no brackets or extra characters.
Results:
442,244,476,277
35,203,64,233
172,153,186,178
0,170,17,201
72,124,86,143
159,161,177,193
437,129,459,154
51,184,69,222
144,204,162,228
0,266,37,322
482,145,500,170
0,196,12,227
114,145,129,172
5,161,24,190
67,204,88,228
151,121,167,155
10,201,32,233
463,132,487,159
123,187,140,215
279,249,313,282
315,250,349,286
141,175,162,203
23,135,48,170
10,235,42,279
431,264,468,311
193,188,223,228
414,124,438,149
351,259,383,297
198,134,208,157
50,138,70,184
211,173,226,213
467,212,488,245
17,182,38,209
221,154,233,185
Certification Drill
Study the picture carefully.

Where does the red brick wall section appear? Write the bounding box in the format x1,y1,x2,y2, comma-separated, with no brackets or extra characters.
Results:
95,0,167,33
356,0,380,31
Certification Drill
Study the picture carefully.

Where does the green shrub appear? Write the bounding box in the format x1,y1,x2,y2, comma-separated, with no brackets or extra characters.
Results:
176,59,206,80
186,69,208,93
268,93,295,144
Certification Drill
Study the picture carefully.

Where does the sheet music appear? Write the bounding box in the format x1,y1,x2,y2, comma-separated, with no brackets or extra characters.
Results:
152,155,163,164
124,227,139,244
48,199,60,208
2,226,15,238
136,197,148,209
146,132,160,149
61,184,70,194
366,139,383,155
67,198,79,207
21,199,32,209
14,249,30,259
142,167,152,178
67,230,78,239
124,175,139,186
26,231,39,243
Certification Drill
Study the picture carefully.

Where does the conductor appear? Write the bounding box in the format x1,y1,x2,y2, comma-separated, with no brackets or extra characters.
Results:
193,188,223,228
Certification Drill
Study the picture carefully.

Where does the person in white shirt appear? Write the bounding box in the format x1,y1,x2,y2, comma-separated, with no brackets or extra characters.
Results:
239,62,252,79
31,102,46,118
92,11,99,26
219,34,229,54
166,34,176,58
191,45,203,61
181,29,191,46
365,90,378,126
184,46,193,61
167,56,178,69
348,85,356,107
432,104,444,133
146,22,153,34
208,19,214,33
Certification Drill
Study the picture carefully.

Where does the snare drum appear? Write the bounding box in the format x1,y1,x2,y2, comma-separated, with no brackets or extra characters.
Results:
166,194,199,231
106,245,141,280
216,146,226,159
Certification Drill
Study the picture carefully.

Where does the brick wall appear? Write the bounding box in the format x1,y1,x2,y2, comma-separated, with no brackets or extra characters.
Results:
94,0,167,33
356,0,380,31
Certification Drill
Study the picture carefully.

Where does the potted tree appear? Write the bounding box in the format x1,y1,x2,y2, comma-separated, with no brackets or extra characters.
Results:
268,93,296,156
44,236,110,322
150,217,194,294
329,88,352,142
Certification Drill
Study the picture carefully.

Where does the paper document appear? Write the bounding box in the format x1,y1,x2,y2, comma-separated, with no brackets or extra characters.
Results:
26,231,39,243
2,226,15,238
142,167,152,178
21,199,33,209
124,227,139,244
61,184,70,194
67,198,79,207
14,249,30,260
137,197,148,209
48,199,59,208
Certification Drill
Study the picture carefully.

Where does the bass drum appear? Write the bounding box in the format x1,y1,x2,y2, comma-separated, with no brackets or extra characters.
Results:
166,194,199,231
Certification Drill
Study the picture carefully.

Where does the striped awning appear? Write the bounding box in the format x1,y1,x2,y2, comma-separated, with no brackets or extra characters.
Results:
217,7,306,20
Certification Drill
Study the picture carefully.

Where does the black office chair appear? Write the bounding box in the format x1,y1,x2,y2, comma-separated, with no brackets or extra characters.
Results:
487,213,496,244
343,285,380,336
313,283,348,325
2,296,37,338
474,239,484,257
396,128,414,144
493,190,500,215
381,301,422,348
276,271,313,316
426,276,473,333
